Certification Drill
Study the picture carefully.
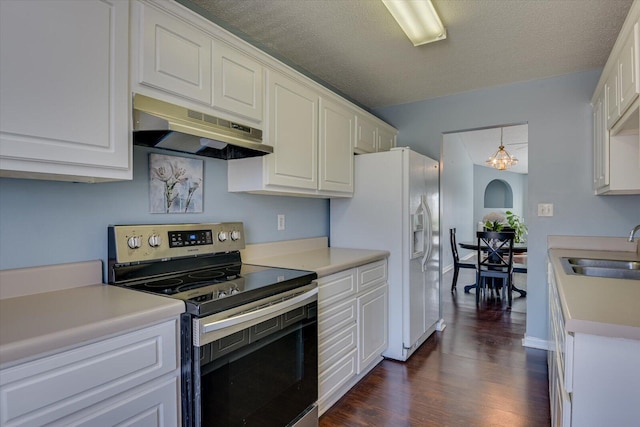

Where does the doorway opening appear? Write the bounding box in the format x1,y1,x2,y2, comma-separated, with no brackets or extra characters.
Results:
440,122,529,312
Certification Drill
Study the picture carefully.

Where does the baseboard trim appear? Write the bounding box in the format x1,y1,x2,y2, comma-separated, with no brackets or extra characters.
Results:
522,335,551,350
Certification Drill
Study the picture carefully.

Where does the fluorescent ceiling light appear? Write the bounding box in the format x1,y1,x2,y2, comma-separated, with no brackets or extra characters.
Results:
382,0,447,46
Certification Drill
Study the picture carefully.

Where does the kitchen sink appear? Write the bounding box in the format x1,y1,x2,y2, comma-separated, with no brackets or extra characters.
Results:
561,257,640,280
564,258,640,270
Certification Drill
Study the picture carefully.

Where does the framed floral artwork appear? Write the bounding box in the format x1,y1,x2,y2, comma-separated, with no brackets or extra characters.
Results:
149,153,203,213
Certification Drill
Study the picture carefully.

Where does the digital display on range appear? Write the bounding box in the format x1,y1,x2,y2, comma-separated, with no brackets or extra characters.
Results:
168,229,213,248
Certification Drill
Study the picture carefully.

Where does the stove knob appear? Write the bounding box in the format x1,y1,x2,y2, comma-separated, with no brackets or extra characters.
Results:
218,231,228,242
218,290,227,298
148,234,162,248
230,230,242,241
230,287,240,295
127,236,142,249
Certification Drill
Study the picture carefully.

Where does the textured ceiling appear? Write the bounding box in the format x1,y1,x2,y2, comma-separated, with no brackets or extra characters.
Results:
180,0,633,110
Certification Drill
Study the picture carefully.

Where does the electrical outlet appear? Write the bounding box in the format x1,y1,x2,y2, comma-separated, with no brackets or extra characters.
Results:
538,203,554,217
277,214,285,230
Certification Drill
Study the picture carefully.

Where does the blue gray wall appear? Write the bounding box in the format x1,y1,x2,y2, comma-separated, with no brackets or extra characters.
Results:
0,146,329,275
375,69,640,343
440,133,475,270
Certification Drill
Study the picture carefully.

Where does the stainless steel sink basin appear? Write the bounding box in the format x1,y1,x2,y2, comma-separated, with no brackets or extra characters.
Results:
565,257,640,270
561,257,640,280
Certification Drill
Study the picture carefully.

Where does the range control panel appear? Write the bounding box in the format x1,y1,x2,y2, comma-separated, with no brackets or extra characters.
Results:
109,222,245,264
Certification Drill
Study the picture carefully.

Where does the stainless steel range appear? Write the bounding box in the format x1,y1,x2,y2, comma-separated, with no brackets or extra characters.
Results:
108,223,318,427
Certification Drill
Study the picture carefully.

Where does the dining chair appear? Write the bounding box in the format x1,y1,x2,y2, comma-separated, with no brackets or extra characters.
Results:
475,231,515,308
450,228,476,292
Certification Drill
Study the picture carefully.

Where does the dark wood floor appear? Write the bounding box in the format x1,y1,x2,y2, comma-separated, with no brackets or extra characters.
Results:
319,267,550,427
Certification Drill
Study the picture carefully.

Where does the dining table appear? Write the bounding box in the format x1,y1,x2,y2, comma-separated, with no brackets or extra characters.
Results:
458,241,528,297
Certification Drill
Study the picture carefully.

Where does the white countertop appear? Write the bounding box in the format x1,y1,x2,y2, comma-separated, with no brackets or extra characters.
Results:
245,246,389,277
0,262,184,368
548,244,640,340
0,241,386,368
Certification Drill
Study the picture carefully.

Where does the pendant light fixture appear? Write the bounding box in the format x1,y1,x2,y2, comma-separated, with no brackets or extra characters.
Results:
381,0,447,46
486,128,518,171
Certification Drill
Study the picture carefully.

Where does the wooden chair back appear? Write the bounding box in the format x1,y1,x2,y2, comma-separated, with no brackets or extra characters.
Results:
476,231,515,273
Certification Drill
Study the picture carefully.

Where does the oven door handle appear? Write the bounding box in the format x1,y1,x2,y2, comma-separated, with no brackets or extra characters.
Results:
200,287,318,336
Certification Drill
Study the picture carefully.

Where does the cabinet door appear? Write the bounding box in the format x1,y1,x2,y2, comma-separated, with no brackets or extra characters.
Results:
139,3,212,104
318,98,354,193
0,0,130,182
354,116,377,153
212,40,264,124
592,95,610,190
377,127,397,152
618,23,639,115
52,376,179,427
357,285,388,373
266,71,318,189
605,71,620,129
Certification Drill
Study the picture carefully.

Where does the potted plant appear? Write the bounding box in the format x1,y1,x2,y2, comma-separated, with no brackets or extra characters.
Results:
482,212,506,232
505,210,527,243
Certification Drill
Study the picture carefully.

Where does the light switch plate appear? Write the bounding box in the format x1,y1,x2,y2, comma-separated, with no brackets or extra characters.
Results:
538,203,554,216
277,214,285,230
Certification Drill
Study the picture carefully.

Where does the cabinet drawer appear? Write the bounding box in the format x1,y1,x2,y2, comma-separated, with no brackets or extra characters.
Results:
0,320,178,426
318,348,357,409
357,260,387,293
317,269,356,307
319,323,357,373
318,299,356,340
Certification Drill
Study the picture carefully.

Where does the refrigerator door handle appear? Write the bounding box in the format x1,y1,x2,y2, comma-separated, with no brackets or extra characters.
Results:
421,195,433,272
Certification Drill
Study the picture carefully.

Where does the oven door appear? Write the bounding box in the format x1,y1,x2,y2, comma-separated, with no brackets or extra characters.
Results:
191,285,318,427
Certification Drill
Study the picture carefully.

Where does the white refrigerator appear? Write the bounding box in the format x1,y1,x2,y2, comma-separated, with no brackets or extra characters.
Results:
330,147,442,361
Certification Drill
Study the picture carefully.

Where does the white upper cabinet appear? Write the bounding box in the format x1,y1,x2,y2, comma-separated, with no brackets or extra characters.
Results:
0,0,131,182
592,4,640,195
592,90,609,191
228,72,355,197
139,3,212,105
266,71,319,190
603,20,639,130
355,116,378,154
618,23,639,115
134,0,264,126
354,114,397,154
377,126,397,152
319,97,355,193
605,71,620,129
212,40,263,124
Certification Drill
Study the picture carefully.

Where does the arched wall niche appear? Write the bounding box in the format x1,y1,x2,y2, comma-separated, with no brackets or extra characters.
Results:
484,179,513,208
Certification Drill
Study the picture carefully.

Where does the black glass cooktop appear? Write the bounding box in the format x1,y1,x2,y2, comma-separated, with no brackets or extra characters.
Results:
122,263,316,316
110,250,317,316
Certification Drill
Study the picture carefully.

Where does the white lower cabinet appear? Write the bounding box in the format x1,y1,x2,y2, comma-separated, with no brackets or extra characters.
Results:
357,285,388,373
0,319,180,427
547,260,640,426
317,259,388,415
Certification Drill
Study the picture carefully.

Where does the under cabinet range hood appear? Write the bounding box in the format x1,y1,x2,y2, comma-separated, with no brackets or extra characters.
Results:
132,94,272,160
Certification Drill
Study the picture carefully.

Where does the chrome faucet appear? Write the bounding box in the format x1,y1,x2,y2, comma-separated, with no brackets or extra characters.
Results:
629,224,640,242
